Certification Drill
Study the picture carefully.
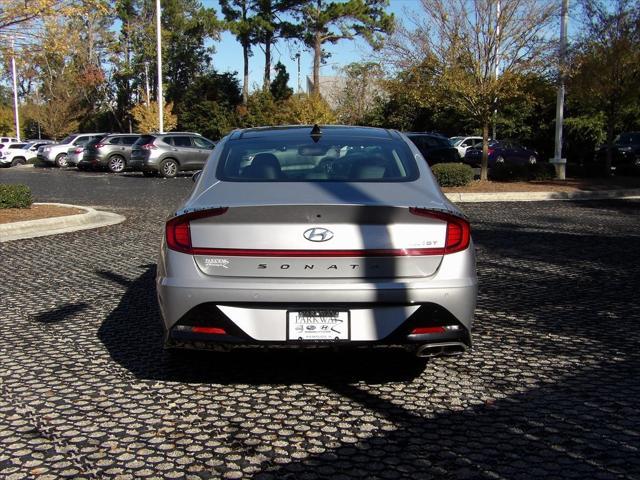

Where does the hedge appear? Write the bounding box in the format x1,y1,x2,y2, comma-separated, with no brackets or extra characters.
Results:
0,184,33,209
490,163,555,182
431,163,475,187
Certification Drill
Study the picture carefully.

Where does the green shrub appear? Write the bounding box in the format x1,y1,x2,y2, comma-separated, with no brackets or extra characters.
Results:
0,184,33,209
431,163,474,187
490,163,555,182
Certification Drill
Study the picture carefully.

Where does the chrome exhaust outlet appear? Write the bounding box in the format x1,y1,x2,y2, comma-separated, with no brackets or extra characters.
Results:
416,342,468,358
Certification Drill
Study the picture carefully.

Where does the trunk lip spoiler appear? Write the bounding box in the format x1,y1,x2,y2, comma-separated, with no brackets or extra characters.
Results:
170,205,468,223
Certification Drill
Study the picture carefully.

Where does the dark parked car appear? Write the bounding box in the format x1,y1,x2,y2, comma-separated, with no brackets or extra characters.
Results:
80,133,141,172
464,140,538,167
405,132,460,166
594,132,640,173
129,132,216,177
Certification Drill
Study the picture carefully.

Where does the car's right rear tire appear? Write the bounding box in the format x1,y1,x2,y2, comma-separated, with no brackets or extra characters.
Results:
108,155,126,173
11,157,26,167
55,153,68,168
160,159,179,178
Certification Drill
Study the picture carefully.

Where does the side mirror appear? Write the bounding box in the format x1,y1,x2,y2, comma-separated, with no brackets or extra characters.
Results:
192,170,202,183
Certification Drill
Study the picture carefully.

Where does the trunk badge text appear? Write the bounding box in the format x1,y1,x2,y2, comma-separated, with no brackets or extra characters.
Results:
303,227,334,242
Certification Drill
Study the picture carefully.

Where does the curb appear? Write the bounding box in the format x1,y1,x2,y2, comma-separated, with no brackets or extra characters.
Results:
0,203,126,243
445,188,640,203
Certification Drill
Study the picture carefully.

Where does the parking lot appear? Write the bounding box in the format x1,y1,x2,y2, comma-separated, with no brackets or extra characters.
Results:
1,167,639,479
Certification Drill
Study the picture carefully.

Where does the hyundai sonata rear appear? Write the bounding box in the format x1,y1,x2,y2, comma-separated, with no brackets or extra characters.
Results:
157,126,477,356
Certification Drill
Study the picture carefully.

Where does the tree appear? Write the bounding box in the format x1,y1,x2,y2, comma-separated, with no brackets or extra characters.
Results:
279,93,335,124
385,0,557,180
568,0,640,173
298,0,394,96
130,101,178,133
334,62,384,125
220,0,257,104
270,61,293,100
253,0,300,89
179,71,242,139
162,0,221,107
0,0,93,31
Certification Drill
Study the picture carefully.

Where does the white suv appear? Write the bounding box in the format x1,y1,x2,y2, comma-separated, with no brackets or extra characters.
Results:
0,141,53,167
37,133,105,167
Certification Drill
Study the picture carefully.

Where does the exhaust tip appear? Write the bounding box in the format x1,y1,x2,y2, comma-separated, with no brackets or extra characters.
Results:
416,342,467,358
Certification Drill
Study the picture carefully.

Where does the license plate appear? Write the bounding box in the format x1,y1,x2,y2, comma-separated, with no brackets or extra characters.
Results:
287,310,350,341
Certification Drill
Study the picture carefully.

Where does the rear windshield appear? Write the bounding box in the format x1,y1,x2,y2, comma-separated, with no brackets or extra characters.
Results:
216,135,419,182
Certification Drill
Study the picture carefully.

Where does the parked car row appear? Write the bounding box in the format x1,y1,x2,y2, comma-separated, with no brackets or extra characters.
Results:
404,132,539,168
32,131,217,177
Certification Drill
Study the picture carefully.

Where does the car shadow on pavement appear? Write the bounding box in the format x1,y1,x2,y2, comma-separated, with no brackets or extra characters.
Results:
97,265,427,384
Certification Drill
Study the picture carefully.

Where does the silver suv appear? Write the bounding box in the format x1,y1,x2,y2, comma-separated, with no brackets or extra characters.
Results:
38,133,106,167
79,133,141,172
130,132,216,178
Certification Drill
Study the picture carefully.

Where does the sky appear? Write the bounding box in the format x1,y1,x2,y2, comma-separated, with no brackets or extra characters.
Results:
204,0,420,91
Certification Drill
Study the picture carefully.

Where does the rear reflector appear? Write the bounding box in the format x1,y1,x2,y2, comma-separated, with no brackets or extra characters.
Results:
411,326,446,335
191,326,226,335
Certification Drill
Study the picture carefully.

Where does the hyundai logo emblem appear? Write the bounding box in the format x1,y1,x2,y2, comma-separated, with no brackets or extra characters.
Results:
303,227,334,242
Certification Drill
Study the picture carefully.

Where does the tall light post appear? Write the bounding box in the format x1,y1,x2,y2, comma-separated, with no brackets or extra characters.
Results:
551,0,569,180
10,37,21,141
492,0,500,140
155,0,164,133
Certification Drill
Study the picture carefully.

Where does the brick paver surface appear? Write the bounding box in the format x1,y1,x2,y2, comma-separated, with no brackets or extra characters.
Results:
1,168,639,479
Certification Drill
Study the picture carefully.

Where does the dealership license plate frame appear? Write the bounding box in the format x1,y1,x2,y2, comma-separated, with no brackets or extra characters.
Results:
287,310,351,342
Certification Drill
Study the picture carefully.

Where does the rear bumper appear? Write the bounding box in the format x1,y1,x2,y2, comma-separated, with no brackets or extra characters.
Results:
157,243,478,347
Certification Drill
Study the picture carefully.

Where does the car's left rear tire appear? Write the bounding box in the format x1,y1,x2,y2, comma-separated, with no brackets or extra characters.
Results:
11,157,26,167
108,155,126,173
160,159,179,178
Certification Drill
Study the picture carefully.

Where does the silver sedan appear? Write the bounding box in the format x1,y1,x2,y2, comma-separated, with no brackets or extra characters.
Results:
157,126,477,357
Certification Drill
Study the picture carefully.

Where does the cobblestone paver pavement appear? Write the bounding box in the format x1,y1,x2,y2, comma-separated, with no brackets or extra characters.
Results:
1,169,639,479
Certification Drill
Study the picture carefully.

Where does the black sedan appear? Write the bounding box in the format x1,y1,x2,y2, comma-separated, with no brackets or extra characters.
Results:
464,140,538,167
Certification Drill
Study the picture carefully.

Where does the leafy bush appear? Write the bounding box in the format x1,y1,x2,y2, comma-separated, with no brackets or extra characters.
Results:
431,163,474,187
0,184,33,209
490,163,555,182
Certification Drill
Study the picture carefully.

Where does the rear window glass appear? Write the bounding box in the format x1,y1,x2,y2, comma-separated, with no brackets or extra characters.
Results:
217,135,418,182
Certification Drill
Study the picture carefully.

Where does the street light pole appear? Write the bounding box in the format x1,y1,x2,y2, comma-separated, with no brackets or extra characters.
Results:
492,0,500,140
155,0,164,133
144,62,151,106
10,37,20,141
551,0,569,180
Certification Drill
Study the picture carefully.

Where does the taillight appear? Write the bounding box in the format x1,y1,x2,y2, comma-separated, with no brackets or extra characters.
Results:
74,147,83,154
487,148,494,156
94,143,105,149
141,143,156,150
409,208,471,254
165,208,229,254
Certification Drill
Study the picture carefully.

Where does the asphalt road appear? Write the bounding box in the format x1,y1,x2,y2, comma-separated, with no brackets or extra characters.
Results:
1,166,639,479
